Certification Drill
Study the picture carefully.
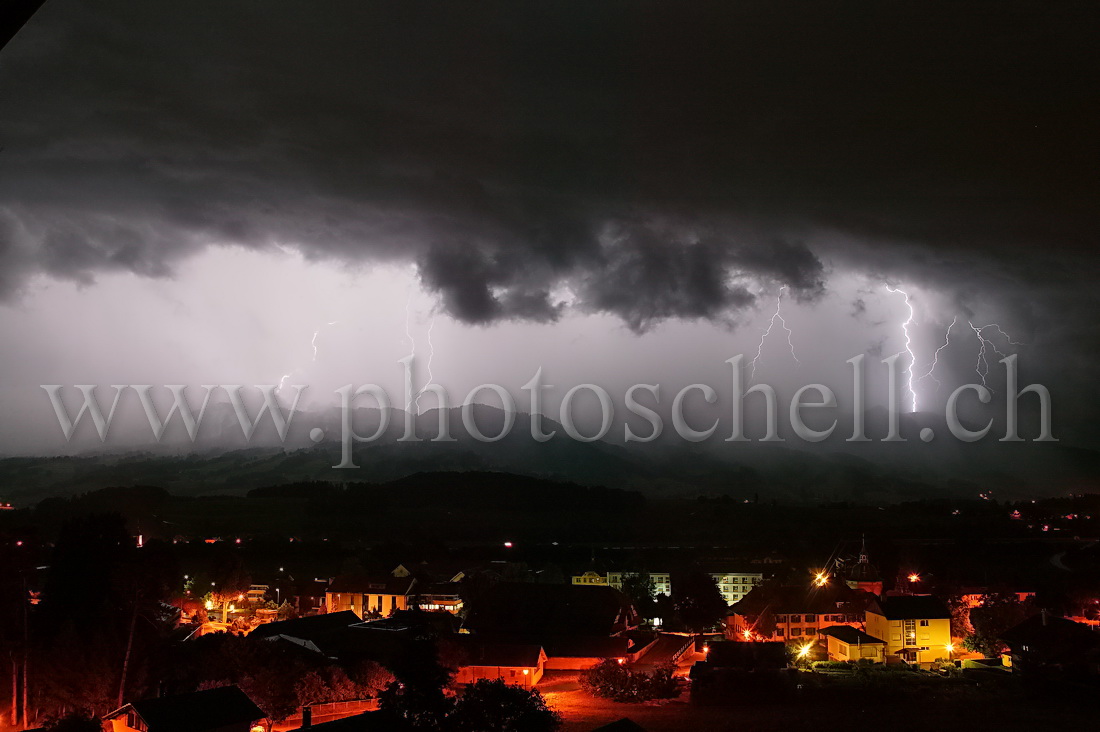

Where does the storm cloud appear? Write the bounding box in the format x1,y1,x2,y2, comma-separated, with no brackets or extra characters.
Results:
0,0,1097,335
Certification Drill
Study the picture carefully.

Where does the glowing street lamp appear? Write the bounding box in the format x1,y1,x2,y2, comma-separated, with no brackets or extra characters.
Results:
522,668,529,689
814,572,828,587
908,573,921,583
797,644,813,659
944,643,955,662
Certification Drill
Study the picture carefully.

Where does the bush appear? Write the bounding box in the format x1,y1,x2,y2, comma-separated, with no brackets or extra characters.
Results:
579,660,680,702
811,660,855,671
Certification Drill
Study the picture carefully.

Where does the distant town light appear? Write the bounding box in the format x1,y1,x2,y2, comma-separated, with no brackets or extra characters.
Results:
503,541,513,548
908,573,920,583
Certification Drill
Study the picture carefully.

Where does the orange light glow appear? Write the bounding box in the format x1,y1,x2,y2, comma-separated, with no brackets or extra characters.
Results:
908,573,920,583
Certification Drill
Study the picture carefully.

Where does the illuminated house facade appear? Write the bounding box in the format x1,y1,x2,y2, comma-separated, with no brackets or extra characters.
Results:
865,595,952,665
821,625,887,662
727,581,870,643
453,640,548,686
326,575,417,617
572,567,762,604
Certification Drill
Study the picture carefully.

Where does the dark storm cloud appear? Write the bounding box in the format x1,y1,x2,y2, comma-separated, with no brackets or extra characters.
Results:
0,0,1097,332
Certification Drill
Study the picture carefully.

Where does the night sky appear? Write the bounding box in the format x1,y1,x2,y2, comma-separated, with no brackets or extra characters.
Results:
0,1,1096,482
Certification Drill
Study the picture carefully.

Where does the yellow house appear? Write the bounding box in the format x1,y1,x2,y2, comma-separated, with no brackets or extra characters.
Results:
821,625,886,662
865,595,952,666
572,571,610,586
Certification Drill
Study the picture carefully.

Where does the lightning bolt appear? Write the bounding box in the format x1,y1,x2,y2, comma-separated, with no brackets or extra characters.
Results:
967,322,1025,393
413,317,436,414
886,285,917,412
918,315,957,389
749,286,800,382
311,320,339,362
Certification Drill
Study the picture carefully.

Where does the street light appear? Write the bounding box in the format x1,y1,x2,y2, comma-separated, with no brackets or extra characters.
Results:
797,644,813,659
814,572,828,587
522,668,529,689
945,643,954,662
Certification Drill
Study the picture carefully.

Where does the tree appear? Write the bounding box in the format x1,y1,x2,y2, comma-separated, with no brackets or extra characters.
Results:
448,679,560,732
195,549,251,624
378,636,455,730
965,592,1034,657
579,660,679,703
620,573,657,618
671,571,728,632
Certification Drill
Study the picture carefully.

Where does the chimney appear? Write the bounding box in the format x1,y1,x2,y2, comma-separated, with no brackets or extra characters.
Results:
302,706,312,728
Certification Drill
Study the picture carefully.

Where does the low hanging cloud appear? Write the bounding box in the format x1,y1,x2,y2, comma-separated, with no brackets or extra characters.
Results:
0,0,1096,338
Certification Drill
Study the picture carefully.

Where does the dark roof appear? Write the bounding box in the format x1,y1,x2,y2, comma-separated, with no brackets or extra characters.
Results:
455,638,544,668
463,583,636,636
731,581,868,616
821,626,885,645
592,719,648,732
870,595,950,620
328,575,416,595
845,561,882,583
1001,613,1100,652
114,686,263,732
703,641,788,670
250,610,361,642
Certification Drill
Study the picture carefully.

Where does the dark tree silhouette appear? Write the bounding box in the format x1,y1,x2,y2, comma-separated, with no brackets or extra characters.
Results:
671,571,728,632
448,678,560,732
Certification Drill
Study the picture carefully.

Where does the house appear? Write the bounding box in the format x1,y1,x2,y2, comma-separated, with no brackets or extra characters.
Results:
453,639,547,686
865,595,952,665
540,635,631,669
695,565,766,606
327,574,417,617
727,581,869,642
698,641,789,672
414,582,464,614
250,609,363,654
1000,612,1100,676
571,570,672,597
572,567,763,605
245,584,268,604
105,686,265,732
821,625,886,662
